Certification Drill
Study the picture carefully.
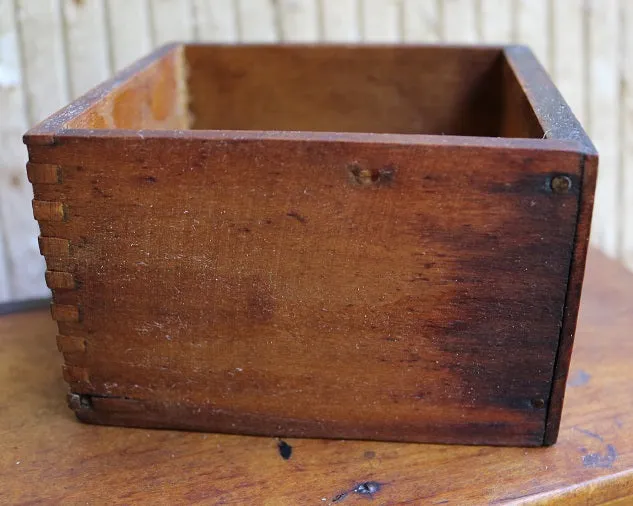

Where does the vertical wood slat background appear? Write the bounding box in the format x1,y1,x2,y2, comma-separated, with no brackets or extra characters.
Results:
0,0,630,301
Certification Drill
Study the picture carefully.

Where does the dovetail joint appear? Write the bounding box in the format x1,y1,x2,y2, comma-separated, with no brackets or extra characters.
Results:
26,162,61,184
51,303,81,322
32,199,66,222
45,270,76,290
38,236,70,256
57,334,86,353
62,365,90,385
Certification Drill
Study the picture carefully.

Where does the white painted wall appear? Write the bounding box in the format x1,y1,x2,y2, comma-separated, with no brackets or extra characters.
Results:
0,0,630,301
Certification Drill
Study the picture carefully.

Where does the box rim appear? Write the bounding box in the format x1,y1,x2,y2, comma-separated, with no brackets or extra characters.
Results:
24,43,595,155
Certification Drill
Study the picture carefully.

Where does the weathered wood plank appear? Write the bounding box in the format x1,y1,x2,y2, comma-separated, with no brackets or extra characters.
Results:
551,0,586,127
622,1,633,269
104,0,153,71
277,0,319,41
60,0,110,98
320,0,360,42
402,0,441,42
514,0,551,72
0,0,48,301
480,0,512,43
443,0,479,43
148,0,194,46
15,0,68,123
586,0,620,257
191,0,238,42
360,0,401,42
236,0,278,42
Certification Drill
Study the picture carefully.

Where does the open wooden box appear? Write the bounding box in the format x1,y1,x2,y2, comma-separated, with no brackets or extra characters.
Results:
25,44,597,446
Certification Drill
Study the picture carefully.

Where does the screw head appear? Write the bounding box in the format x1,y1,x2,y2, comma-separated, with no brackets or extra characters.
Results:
551,175,572,194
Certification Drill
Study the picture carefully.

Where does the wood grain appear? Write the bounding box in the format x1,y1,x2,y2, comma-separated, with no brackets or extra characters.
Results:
23,44,597,446
1,250,632,504
186,45,504,136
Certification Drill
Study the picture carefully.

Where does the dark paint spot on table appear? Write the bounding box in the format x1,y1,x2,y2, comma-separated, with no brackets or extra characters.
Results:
583,444,617,468
277,440,292,460
568,369,591,387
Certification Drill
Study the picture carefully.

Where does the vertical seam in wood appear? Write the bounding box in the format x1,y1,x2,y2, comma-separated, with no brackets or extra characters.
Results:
273,0,284,41
29,156,85,384
436,0,445,41
103,0,116,74
583,0,592,136
189,0,199,41
542,152,587,445
316,0,325,40
358,0,365,41
547,0,555,76
12,0,35,126
511,0,519,43
58,0,75,100
146,0,157,48
397,0,405,43
617,0,626,259
235,0,244,41
474,0,483,42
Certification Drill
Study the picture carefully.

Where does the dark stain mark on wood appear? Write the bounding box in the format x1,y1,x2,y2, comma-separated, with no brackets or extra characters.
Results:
583,444,617,468
575,427,604,442
568,369,591,387
286,211,307,224
143,176,157,184
277,440,292,460
433,501,450,505
332,491,348,503
363,451,376,459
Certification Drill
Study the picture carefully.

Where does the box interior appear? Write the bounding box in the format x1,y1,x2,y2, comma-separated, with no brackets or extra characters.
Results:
66,45,544,139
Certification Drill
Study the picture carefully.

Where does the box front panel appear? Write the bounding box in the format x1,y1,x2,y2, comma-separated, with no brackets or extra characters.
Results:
28,134,582,445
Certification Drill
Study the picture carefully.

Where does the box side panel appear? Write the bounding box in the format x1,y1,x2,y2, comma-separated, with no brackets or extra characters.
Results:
64,46,188,131
185,45,505,137
500,58,544,138
544,153,598,445
23,43,186,145
27,134,583,446
503,45,599,444
503,45,596,154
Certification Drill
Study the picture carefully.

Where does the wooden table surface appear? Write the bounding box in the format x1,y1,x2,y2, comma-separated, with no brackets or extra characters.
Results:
1,249,632,505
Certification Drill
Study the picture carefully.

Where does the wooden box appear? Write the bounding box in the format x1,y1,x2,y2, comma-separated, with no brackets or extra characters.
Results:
24,44,597,446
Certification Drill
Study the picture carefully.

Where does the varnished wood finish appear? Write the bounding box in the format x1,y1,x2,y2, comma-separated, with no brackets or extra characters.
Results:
1,251,631,504
186,45,506,136
23,44,597,446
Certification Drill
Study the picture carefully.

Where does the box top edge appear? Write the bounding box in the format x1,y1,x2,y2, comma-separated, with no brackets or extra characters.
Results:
502,46,598,157
23,43,183,145
33,128,592,154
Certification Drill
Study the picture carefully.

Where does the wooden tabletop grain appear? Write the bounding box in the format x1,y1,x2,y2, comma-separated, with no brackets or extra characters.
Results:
1,249,631,505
